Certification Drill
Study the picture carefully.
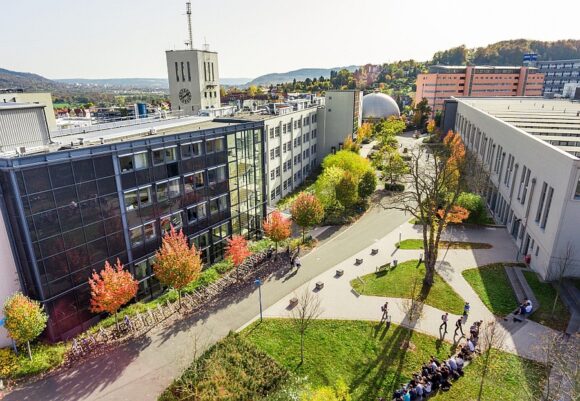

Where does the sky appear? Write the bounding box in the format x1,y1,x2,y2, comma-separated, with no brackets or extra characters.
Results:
1,0,579,80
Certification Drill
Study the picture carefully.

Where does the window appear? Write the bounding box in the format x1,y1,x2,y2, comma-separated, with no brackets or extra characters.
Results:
143,221,156,242
184,171,205,192
210,194,228,215
271,190,276,199
181,142,202,159
167,178,181,198
119,152,148,172
152,149,164,165
275,126,280,136
540,187,554,229
156,181,169,202
125,186,152,211
521,168,531,205
130,226,143,247
206,138,225,153
190,231,209,250
207,165,226,185
270,170,275,180
270,149,275,160
187,202,207,224
275,147,280,157
125,189,139,210
160,212,183,234
269,128,274,139
275,166,280,177
212,222,230,242
129,221,156,247
139,186,152,207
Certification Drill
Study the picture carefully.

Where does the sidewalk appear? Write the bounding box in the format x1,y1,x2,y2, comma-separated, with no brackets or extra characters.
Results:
259,222,558,362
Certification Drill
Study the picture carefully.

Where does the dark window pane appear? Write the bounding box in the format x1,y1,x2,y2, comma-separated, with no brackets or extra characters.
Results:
16,171,26,195
29,191,55,214
44,253,69,282
87,238,109,265
71,267,91,286
100,194,121,218
33,210,60,239
63,228,85,249
80,200,102,224
54,186,78,208
49,163,75,188
49,276,74,297
58,205,82,232
73,159,95,182
135,169,151,186
121,173,137,189
23,167,51,194
77,181,98,201
107,232,125,255
119,155,134,173
93,155,115,177
167,163,179,177
104,216,122,234
67,245,90,272
39,235,64,258
84,221,105,242
97,177,116,196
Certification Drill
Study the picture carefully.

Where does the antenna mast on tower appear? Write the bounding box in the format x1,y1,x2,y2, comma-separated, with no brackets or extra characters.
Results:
186,1,193,50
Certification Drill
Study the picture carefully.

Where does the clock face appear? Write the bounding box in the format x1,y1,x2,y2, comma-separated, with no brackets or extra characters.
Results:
179,88,192,104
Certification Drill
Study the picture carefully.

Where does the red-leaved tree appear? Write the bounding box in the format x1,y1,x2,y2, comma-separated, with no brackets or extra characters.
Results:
89,259,138,330
263,210,292,256
225,235,252,279
290,192,324,243
153,226,202,307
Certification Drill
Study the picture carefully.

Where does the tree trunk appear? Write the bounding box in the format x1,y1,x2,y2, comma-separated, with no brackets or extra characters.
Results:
300,332,304,364
477,350,491,401
302,228,305,244
178,290,182,309
551,288,560,317
423,262,435,287
27,341,32,361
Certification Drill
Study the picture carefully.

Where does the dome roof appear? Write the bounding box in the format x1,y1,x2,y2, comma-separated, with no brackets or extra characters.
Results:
362,92,400,120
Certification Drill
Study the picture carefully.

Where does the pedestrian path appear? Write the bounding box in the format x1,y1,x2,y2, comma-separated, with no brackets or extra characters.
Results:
258,222,558,362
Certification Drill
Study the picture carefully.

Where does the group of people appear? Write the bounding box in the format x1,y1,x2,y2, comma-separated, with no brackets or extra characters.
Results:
386,319,484,401
513,298,533,319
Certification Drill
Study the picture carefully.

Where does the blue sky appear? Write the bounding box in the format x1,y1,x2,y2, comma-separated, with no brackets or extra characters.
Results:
1,0,579,79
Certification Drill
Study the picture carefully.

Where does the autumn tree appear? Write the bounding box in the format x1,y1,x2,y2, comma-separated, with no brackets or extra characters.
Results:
384,131,467,286
355,122,372,143
89,259,138,329
153,226,202,307
426,119,436,134
358,170,377,199
262,210,291,256
290,287,322,365
290,192,324,243
225,234,252,279
3,293,48,360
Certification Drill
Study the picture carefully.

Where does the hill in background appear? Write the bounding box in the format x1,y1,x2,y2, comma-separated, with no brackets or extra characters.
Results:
246,66,358,86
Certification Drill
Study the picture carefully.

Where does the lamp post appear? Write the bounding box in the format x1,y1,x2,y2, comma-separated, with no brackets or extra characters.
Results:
254,279,263,322
398,231,402,247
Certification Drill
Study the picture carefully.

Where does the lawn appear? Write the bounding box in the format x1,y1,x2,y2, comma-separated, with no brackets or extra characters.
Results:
243,319,546,401
350,260,465,314
397,239,492,250
462,263,517,316
522,271,570,332
0,342,69,379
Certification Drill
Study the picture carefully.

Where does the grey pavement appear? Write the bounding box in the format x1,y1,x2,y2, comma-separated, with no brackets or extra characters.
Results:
4,203,410,401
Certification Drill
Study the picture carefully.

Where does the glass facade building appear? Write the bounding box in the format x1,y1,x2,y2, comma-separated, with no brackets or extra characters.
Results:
0,121,265,341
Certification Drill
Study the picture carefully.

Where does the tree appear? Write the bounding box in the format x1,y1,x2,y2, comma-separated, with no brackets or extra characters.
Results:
342,136,360,153
335,172,358,210
385,131,466,286
456,192,486,224
291,193,325,243
412,98,431,128
247,85,258,97
225,235,252,279
89,259,138,329
356,123,372,143
314,166,345,209
289,287,322,365
426,119,436,134
153,226,202,307
3,293,48,360
376,147,408,184
549,242,575,316
358,170,377,199
438,205,469,224
477,321,506,401
262,210,291,256
322,150,371,182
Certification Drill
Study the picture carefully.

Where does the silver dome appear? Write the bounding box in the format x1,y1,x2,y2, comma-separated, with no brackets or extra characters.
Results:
362,92,401,120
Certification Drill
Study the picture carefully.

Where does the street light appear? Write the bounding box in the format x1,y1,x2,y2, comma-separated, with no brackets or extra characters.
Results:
398,231,402,247
254,279,263,322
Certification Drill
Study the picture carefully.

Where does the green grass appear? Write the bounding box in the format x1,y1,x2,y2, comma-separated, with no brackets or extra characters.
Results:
462,263,517,316
397,239,492,250
522,271,570,332
0,342,69,379
350,260,465,314
243,319,546,401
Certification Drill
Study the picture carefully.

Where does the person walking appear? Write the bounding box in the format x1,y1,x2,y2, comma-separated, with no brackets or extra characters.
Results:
454,317,464,336
381,301,389,321
463,302,470,317
440,312,449,333
295,257,301,269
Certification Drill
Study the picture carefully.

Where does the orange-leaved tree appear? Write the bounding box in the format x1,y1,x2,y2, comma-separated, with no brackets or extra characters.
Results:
153,226,202,307
438,205,470,224
89,259,138,330
263,210,292,257
3,292,48,360
291,192,324,243
225,234,252,279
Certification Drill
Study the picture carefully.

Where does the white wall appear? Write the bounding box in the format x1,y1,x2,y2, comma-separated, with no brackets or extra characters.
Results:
319,90,362,159
456,101,580,279
0,207,22,347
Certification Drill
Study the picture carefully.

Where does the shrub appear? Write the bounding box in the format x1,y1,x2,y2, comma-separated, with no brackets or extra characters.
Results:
358,170,377,199
213,259,234,274
249,238,275,253
0,348,18,378
457,192,486,224
385,183,405,192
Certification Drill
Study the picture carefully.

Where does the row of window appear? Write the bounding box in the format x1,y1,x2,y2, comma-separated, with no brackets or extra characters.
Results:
119,139,224,173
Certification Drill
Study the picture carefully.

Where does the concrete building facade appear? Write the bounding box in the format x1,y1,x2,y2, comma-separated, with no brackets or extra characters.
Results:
415,66,544,112
537,59,580,96
318,90,362,158
166,49,221,116
447,97,580,279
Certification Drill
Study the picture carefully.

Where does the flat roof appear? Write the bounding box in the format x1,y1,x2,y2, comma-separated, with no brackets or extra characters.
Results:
0,102,46,110
454,97,580,158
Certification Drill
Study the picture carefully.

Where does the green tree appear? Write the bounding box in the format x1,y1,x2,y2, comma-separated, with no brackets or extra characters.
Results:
377,148,408,184
412,98,432,128
314,166,346,208
335,172,358,209
3,293,48,360
456,192,486,224
291,193,325,243
358,170,377,199
322,150,371,182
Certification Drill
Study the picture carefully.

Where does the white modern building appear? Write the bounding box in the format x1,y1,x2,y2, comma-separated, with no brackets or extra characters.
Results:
317,90,362,157
166,49,221,116
448,97,580,279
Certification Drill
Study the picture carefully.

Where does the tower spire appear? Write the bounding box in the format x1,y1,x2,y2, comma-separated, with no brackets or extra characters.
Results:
186,1,193,50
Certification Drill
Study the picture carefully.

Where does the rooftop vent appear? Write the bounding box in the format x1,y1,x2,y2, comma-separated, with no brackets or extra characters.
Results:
78,137,84,145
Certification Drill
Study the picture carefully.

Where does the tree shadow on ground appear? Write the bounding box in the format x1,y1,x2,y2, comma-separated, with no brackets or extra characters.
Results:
4,335,152,401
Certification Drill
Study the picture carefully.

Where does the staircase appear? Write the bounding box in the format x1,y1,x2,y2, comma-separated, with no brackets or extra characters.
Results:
558,281,580,335
504,266,539,319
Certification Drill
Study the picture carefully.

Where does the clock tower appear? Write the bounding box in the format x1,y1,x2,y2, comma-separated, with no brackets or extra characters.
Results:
166,49,221,116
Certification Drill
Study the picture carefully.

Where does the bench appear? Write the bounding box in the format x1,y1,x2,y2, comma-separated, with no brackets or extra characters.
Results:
371,248,379,255
376,262,391,273
315,281,324,290
289,297,298,307
335,269,344,277
355,258,363,265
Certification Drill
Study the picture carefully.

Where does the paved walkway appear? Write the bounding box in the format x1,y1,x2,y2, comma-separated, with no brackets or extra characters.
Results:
256,222,558,362
3,204,410,401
